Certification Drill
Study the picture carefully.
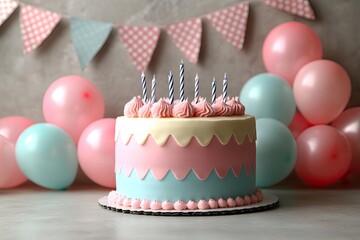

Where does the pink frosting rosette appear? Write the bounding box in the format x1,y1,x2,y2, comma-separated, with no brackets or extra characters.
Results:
124,96,144,117
212,100,234,116
172,100,194,118
138,102,153,118
194,99,215,117
151,98,172,118
227,97,245,116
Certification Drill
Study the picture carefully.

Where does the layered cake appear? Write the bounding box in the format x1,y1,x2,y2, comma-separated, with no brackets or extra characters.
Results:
108,94,263,211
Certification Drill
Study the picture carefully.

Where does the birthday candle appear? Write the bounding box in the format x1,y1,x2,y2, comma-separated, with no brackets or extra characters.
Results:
179,59,185,102
141,71,147,103
211,77,216,104
223,73,228,102
194,73,199,103
151,75,156,103
168,71,174,104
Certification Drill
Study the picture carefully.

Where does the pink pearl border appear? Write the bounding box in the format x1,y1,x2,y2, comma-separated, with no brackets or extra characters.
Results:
108,189,263,211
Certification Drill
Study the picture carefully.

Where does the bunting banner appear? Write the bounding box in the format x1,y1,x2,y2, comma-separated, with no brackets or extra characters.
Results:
118,25,161,71
265,0,316,20
20,4,61,54
70,17,112,68
206,2,249,50
166,18,202,64
0,0,18,26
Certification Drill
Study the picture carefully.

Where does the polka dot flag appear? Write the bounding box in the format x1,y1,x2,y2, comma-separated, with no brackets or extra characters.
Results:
206,2,249,50
118,25,161,71
20,4,61,54
166,18,202,64
0,0,18,27
265,0,316,20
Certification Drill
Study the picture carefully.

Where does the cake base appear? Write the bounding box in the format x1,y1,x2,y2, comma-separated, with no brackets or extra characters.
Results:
98,192,279,216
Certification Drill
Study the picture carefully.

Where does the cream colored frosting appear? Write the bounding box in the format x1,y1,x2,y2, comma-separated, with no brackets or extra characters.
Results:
115,115,256,147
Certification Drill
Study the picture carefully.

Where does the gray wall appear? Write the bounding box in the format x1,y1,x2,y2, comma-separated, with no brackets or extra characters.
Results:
1,0,359,121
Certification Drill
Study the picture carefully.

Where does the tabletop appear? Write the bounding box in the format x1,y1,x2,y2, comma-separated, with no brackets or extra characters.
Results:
1,180,359,240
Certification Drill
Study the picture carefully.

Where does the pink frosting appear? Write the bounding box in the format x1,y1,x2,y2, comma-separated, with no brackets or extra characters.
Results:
140,199,151,210
186,200,198,210
216,95,230,103
251,195,258,203
150,200,162,210
123,198,132,207
218,198,227,208
227,198,236,207
124,96,144,117
208,199,219,209
255,189,263,202
162,200,174,210
192,96,206,105
212,100,234,116
193,99,215,117
172,100,194,118
151,98,172,118
227,97,245,116
235,196,245,206
131,199,141,209
138,102,153,118
198,200,210,210
174,200,187,211
116,195,125,206
244,195,252,205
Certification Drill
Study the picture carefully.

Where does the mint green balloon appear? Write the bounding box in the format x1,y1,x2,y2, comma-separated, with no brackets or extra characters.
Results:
240,73,296,125
256,118,297,188
16,123,78,190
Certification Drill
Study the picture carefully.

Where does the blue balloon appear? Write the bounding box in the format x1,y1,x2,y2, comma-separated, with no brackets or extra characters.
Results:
16,123,78,190
256,118,297,188
240,73,296,125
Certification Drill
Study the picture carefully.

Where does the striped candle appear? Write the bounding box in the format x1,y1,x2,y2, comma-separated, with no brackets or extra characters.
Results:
141,71,147,103
223,73,228,102
179,59,185,102
211,77,216,104
151,75,156,103
168,71,174,104
194,73,199,103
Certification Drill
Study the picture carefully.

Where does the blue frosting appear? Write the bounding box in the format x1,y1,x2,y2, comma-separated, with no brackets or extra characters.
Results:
116,166,255,202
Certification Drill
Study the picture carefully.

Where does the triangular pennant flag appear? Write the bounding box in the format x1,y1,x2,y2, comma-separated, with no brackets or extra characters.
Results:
166,18,202,63
0,0,18,26
265,0,316,20
20,4,61,54
118,25,160,71
71,18,113,68
206,2,249,50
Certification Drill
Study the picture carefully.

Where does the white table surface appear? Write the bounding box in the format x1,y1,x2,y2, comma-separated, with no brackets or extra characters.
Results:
1,180,359,240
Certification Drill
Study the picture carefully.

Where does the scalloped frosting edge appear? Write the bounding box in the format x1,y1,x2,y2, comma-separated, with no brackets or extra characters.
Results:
108,189,263,211
115,116,256,147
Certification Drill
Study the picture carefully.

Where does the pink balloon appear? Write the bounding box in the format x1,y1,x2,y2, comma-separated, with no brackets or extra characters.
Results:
295,125,352,187
0,116,35,143
43,76,105,144
262,22,323,85
288,111,313,139
77,118,115,188
332,107,360,176
0,136,27,188
293,60,351,125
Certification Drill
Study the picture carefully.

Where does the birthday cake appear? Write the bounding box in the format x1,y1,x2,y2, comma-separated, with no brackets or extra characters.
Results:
107,70,262,212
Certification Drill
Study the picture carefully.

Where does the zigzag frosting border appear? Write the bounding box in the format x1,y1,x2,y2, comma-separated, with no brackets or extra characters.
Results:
115,115,256,147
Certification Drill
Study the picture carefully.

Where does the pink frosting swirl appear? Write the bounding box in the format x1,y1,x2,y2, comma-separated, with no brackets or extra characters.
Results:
208,199,219,209
138,102,153,118
194,99,216,117
198,200,210,210
218,198,227,208
255,189,263,202
227,97,245,116
124,96,144,117
131,199,141,209
162,200,174,210
251,195,258,203
151,98,172,118
186,200,198,210
172,100,194,118
235,196,245,206
123,198,132,207
140,199,151,210
244,195,252,205
227,198,237,207
150,200,162,210
174,200,187,211
191,96,206,105
212,100,234,116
